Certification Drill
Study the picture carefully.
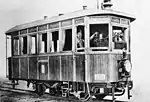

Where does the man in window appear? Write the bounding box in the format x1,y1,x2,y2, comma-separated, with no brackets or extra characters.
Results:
90,31,108,47
76,30,84,48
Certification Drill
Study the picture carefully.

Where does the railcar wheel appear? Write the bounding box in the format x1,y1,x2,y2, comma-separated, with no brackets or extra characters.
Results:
36,83,46,96
94,94,106,100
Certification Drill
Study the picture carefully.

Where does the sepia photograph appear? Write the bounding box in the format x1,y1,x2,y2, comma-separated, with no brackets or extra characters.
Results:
0,0,148,102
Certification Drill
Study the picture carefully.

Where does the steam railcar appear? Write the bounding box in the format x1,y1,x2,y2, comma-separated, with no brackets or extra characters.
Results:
5,1,135,101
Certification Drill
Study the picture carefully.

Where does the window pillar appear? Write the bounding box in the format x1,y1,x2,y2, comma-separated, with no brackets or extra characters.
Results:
72,19,76,52
109,23,112,51
84,16,89,52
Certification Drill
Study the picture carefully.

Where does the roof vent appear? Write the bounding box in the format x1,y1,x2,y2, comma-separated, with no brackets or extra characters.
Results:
101,0,113,10
59,13,64,16
83,6,87,10
44,16,48,19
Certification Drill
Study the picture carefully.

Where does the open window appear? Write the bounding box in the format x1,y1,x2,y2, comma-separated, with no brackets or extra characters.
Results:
62,29,72,51
112,26,127,50
51,31,59,52
76,25,85,50
29,34,37,54
21,36,27,54
89,24,109,51
39,33,47,53
13,37,19,55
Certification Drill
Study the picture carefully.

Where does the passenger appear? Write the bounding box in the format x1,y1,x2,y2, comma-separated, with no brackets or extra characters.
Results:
90,32,103,47
76,30,84,48
113,32,124,42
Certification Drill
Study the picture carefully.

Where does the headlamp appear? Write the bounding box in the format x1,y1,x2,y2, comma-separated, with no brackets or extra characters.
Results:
124,60,132,72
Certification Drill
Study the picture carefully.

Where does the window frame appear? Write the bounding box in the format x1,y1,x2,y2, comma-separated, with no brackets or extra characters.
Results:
12,36,20,56
88,23,109,51
28,33,37,54
61,27,73,52
111,23,130,52
75,24,86,52
38,32,48,54
49,29,59,53
20,35,28,55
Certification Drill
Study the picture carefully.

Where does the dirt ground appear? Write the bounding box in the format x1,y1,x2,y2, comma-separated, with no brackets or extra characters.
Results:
0,77,47,102
0,90,41,102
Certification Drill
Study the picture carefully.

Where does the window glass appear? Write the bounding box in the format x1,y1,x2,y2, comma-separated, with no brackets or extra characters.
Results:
20,29,27,35
62,29,72,51
11,31,19,36
21,36,27,54
28,27,37,33
13,37,19,55
89,24,109,49
49,22,59,29
38,24,47,31
39,33,47,53
112,26,127,50
29,34,37,54
76,25,85,48
51,31,59,52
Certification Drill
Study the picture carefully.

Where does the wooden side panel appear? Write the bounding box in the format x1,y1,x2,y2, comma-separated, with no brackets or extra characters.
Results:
12,58,19,78
8,57,12,79
38,56,48,80
89,54,109,82
29,57,37,79
76,55,85,82
20,57,28,79
49,56,60,80
108,54,122,82
39,62,48,80
38,56,47,61
61,55,73,81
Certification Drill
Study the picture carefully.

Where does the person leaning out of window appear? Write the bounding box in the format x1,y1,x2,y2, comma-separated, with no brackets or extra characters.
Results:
76,30,84,48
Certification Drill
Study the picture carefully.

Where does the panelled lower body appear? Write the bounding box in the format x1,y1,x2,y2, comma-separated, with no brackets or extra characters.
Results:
8,53,133,101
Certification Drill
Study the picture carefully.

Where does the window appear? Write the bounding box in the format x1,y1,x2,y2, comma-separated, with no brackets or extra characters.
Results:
62,29,72,51
76,25,85,48
28,27,37,33
112,26,127,50
21,36,27,54
13,37,19,55
29,34,37,54
38,24,47,31
89,24,109,50
20,29,27,35
39,33,47,53
51,31,59,52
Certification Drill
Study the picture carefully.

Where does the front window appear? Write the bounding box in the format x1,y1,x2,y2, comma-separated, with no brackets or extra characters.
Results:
112,26,127,50
89,24,109,50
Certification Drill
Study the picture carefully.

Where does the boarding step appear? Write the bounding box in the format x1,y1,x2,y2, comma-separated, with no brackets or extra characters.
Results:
3,81,18,85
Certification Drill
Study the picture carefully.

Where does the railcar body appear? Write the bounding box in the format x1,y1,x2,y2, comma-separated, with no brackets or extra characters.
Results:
5,1,135,101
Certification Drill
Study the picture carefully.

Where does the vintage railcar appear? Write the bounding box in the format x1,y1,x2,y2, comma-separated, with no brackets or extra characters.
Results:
5,1,135,101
